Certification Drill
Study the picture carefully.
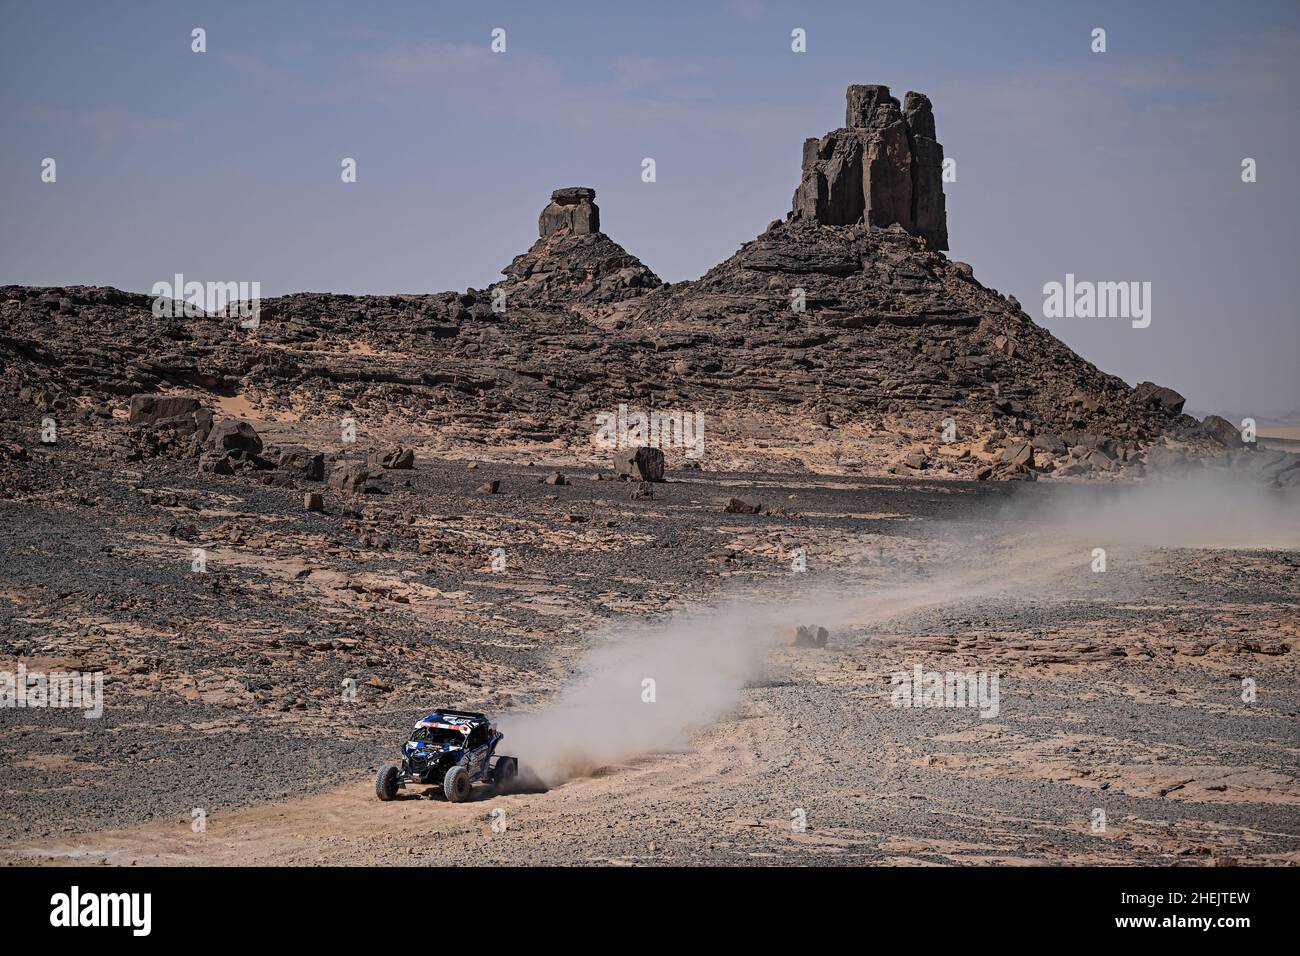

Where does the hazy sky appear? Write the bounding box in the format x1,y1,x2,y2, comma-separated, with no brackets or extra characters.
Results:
2,1,1296,418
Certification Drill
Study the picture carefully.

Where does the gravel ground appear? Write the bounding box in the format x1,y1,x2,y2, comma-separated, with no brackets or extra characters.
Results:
1,444,1297,865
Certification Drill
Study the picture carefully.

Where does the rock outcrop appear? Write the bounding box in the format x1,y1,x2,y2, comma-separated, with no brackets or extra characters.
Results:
538,187,600,237
0,84,1278,486
792,85,948,250
497,187,660,305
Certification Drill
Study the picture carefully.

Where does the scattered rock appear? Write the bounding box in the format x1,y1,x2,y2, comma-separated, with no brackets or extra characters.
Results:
998,440,1035,468
272,445,325,481
724,497,762,514
900,448,929,470
375,447,415,469
329,461,369,493
205,419,263,455
198,453,234,476
1031,432,1067,455
793,625,829,648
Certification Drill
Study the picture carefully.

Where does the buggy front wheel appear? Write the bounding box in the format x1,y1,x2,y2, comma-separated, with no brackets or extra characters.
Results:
443,765,472,803
375,764,400,801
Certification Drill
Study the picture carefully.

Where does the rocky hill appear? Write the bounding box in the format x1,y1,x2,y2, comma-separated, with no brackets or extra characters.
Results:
0,84,1290,489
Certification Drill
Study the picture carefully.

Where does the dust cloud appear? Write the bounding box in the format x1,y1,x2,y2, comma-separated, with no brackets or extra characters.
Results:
501,472,1299,787
500,600,789,786
1017,469,1300,550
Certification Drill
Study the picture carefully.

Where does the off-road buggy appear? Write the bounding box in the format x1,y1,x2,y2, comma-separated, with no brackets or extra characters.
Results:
374,709,518,803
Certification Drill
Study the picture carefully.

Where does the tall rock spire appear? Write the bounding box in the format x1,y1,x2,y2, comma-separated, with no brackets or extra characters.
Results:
792,84,948,250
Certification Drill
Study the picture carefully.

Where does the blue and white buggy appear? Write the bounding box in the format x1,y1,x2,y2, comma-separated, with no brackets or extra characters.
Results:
374,709,518,803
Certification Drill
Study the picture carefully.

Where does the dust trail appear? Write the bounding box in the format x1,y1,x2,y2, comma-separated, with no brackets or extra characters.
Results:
501,600,793,786
501,543,1068,787
502,473,1299,787
1016,469,1300,550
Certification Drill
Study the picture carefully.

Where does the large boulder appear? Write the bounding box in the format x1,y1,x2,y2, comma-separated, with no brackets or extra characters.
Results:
128,394,212,441
793,625,829,648
129,394,201,425
998,440,1035,467
370,446,415,470
614,446,665,482
205,419,262,455
271,445,325,480
1133,382,1186,416
1202,414,1244,447
1031,432,1068,455
329,461,369,493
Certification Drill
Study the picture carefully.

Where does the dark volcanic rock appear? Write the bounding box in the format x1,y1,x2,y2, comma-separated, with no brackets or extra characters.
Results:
793,85,948,250
198,452,234,475
0,84,1255,486
614,446,665,482
999,440,1035,467
372,446,415,470
793,625,829,648
1032,432,1068,455
1133,382,1186,416
205,419,262,455
1202,414,1244,447
128,394,201,425
539,187,600,238
329,461,368,493
495,188,661,305
272,445,325,480
128,394,212,441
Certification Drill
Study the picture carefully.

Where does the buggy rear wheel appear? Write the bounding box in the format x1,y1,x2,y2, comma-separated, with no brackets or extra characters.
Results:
493,756,518,792
443,765,471,803
375,763,400,801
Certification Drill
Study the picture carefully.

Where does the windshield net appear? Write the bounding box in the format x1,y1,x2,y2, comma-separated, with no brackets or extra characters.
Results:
411,726,465,746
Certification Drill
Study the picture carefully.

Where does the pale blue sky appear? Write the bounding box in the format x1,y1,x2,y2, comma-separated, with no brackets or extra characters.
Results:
2,1,1297,417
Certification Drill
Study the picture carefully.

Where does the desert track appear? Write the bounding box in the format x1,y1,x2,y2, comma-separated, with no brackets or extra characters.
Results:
7,498,1297,866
